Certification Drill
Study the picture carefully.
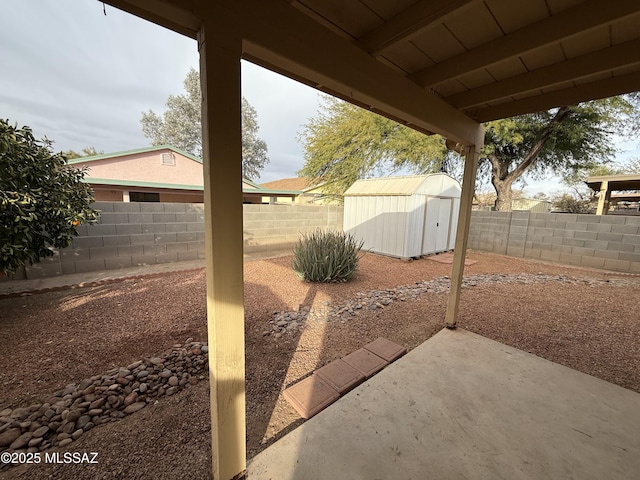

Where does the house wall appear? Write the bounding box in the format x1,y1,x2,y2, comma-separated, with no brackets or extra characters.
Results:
159,192,204,203
468,211,640,273
20,202,344,279
93,189,124,201
74,149,204,186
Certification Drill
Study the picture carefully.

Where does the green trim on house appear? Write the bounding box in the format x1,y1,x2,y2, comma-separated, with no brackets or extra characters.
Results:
242,178,263,189
85,177,204,191
85,177,302,196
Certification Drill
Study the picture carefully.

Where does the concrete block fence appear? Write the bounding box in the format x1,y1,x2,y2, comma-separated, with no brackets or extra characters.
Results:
17,202,344,279
10,205,639,279
469,211,640,273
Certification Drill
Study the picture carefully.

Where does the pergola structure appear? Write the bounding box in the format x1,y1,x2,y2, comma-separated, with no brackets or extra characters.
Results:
586,174,640,214
100,1,640,478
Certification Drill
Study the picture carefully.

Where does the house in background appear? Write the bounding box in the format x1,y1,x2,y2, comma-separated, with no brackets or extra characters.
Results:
260,177,342,204
68,145,299,204
473,194,551,213
511,197,552,213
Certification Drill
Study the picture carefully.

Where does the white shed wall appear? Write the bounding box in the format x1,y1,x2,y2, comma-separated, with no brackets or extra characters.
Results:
405,194,427,257
344,195,414,257
344,174,462,259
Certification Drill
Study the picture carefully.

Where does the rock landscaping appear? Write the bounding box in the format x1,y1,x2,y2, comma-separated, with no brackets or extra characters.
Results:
0,340,208,465
266,273,629,336
1,252,639,479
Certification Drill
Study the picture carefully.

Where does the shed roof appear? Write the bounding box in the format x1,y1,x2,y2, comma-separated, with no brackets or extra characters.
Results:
344,174,461,196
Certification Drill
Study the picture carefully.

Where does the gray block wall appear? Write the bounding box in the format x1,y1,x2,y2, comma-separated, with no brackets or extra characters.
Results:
469,211,640,273
21,202,344,279
243,204,344,253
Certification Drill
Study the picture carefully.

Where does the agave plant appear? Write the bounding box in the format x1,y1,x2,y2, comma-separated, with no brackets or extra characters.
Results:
292,229,365,283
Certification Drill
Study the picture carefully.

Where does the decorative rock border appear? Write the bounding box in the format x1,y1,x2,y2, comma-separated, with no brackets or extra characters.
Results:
266,273,635,336
0,340,208,465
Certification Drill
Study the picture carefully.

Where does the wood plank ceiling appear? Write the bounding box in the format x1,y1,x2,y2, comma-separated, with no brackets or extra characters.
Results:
104,0,640,137
291,0,640,122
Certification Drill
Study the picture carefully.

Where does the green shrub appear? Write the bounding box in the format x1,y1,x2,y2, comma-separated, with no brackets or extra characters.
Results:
1,120,98,275
292,229,365,283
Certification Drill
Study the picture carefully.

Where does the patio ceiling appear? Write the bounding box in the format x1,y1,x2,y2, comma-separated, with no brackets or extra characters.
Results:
105,0,640,130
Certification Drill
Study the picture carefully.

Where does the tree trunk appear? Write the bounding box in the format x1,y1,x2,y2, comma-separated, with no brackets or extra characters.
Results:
488,153,514,212
485,106,574,212
493,181,513,212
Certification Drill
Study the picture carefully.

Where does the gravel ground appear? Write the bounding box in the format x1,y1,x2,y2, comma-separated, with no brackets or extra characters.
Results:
1,250,639,479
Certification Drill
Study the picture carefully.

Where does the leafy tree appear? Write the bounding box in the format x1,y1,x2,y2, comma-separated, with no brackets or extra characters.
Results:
62,147,104,159
483,96,637,211
298,96,449,195
551,193,593,213
140,68,269,180
299,96,639,210
240,99,269,181
532,192,550,201
621,157,640,174
0,120,98,275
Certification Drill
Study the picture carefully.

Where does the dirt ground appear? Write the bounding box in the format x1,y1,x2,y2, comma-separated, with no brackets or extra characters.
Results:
1,250,639,479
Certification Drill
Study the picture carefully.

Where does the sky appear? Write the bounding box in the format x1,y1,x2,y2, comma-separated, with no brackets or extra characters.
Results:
0,0,321,184
1,0,638,194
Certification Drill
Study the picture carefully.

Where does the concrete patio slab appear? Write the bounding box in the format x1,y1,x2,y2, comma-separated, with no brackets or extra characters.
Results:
248,328,640,480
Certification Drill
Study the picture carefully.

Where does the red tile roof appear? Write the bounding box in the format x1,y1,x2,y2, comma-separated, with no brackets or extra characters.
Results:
260,177,314,191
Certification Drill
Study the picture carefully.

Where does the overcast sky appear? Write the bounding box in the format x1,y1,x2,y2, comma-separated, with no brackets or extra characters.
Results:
1,1,638,193
0,0,321,184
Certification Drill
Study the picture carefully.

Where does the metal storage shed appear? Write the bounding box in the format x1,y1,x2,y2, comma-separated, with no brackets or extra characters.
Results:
343,174,461,259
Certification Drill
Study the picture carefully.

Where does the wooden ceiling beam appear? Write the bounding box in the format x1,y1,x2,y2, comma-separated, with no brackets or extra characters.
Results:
411,0,640,87
103,0,482,145
232,0,483,146
358,0,479,56
448,39,640,109
470,71,640,122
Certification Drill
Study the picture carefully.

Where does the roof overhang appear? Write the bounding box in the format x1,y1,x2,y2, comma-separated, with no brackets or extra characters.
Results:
611,193,640,202
102,0,640,140
102,0,484,147
586,174,640,192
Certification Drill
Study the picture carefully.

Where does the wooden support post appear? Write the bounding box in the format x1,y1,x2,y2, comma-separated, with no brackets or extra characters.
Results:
198,24,246,480
596,180,610,215
445,144,480,328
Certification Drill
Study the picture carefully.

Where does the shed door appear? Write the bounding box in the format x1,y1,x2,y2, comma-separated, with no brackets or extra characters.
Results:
422,197,452,255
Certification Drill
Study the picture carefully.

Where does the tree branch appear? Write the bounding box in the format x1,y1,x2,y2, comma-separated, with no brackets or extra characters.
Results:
509,106,573,181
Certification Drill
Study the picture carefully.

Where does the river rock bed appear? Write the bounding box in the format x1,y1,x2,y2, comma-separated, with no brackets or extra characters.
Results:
0,340,208,465
266,273,625,336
